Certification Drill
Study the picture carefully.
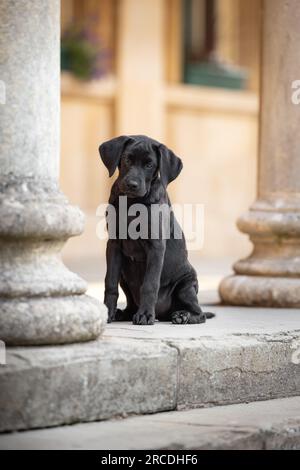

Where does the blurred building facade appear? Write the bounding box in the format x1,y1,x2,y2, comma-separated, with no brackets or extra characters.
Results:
60,0,260,265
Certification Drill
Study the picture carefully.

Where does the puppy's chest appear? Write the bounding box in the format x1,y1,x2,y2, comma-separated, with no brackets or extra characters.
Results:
121,239,147,262
113,203,153,239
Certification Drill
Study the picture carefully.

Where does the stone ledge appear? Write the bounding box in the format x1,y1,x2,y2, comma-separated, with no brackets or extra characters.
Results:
0,339,177,432
0,306,300,432
173,334,300,408
1,396,300,449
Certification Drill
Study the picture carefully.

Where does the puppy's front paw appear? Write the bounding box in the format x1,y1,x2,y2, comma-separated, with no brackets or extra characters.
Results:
133,308,155,325
172,310,190,324
172,311,206,324
107,308,117,323
115,307,134,321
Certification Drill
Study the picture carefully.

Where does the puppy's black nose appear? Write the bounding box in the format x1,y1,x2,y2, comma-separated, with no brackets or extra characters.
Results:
127,180,139,190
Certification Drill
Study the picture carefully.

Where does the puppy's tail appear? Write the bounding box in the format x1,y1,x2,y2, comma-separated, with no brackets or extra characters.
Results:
204,311,216,319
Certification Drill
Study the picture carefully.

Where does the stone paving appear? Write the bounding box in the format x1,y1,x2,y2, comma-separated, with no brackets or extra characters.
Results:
1,396,300,449
1,305,299,433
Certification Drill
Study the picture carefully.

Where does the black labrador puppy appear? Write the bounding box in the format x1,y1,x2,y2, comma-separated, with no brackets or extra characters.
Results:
99,135,214,325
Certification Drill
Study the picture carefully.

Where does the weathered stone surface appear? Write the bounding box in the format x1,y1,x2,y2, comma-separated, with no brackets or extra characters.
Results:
0,179,106,345
0,338,177,432
0,176,85,240
1,397,299,450
0,1,105,345
219,0,300,307
1,307,299,432
104,305,300,338
0,0,60,180
172,334,300,407
265,421,300,450
0,296,107,345
220,275,300,307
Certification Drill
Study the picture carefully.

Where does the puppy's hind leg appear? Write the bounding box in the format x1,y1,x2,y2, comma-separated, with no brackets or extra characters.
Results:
172,281,207,325
115,277,138,321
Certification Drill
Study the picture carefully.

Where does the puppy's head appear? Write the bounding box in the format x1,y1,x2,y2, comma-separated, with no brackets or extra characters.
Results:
99,135,183,198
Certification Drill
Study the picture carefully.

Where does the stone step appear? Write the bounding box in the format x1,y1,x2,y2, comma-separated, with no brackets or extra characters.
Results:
1,396,300,450
0,306,300,432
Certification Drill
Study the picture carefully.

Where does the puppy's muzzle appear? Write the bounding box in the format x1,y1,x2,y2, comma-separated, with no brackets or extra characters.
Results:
120,178,145,197
126,179,139,191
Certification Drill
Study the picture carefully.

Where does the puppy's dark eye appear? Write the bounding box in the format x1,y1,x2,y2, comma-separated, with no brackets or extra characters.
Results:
145,162,153,169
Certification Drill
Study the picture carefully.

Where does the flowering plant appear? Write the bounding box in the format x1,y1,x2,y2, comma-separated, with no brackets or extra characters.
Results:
61,23,109,81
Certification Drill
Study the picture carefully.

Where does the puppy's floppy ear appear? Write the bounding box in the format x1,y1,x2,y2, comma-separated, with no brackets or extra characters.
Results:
158,144,183,187
99,135,133,177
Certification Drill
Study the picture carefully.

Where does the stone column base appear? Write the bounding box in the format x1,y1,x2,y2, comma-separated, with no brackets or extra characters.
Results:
1,296,104,345
219,198,300,307
219,275,300,307
0,176,107,345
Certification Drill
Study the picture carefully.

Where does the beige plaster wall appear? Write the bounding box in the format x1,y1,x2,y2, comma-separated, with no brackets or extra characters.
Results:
166,87,258,259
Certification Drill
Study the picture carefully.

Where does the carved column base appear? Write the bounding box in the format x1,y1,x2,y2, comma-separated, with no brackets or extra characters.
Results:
0,176,107,345
219,197,300,307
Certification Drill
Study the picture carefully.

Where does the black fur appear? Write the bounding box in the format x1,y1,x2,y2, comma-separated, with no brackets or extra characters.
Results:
99,135,215,325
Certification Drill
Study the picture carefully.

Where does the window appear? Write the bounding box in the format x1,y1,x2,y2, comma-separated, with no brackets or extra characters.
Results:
183,0,247,89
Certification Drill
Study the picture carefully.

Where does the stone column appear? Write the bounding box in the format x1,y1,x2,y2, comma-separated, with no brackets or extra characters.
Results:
0,0,106,345
220,0,300,307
